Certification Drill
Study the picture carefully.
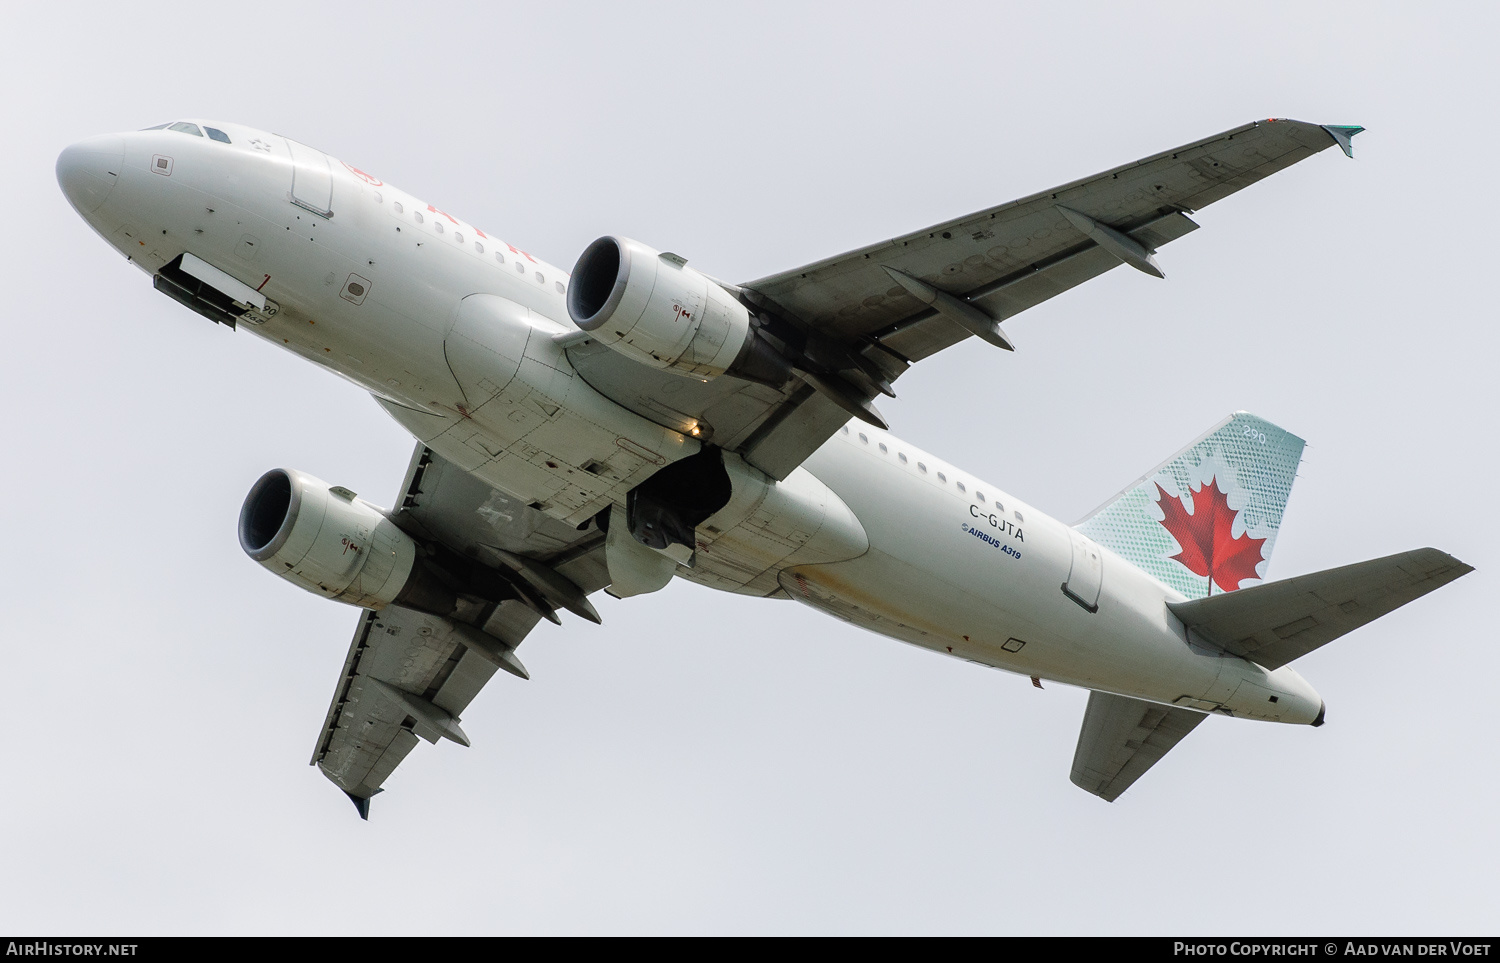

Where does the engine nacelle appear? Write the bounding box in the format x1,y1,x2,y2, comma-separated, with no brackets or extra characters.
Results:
239,468,418,609
567,236,759,379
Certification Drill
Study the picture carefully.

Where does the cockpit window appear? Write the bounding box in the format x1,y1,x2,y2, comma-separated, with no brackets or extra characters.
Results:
168,122,204,137
204,127,231,144
141,123,171,130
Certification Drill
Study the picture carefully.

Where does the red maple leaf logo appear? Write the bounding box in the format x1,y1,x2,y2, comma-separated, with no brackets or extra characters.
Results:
1153,476,1267,593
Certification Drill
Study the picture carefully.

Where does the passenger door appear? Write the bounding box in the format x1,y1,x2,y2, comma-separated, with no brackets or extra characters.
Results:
285,137,334,217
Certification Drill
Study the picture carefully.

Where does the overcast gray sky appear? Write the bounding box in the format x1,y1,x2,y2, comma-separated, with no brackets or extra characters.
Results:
3,0,1494,935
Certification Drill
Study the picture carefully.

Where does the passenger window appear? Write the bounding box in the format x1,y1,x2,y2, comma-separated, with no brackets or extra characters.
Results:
957,481,967,492
414,211,424,224
995,502,1004,513
840,426,849,434
475,241,484,253
204,127,231,144
434,221,444,234
169,122,203,136
878,442,888,453
496,251,506,264
454,232,463,244
516,262,525,273
937,472,947,482
393,201,404,214
977,492,986,503
555,281,566,294
918,462,927,473
535,272,545,283
1015,510,1025,523
858,433,868,444
373,191,383,203
898,452,908,464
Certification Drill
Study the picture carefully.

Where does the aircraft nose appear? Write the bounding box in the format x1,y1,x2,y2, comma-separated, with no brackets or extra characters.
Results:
57,134,125,214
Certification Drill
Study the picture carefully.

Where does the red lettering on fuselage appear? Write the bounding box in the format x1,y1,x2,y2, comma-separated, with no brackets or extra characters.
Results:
341,161,383,186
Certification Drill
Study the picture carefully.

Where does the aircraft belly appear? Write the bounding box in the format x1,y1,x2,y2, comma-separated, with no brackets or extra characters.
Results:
682,455,870,597
797,432,1229,703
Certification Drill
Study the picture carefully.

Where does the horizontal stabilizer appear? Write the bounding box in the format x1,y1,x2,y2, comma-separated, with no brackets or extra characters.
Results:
1071,691,1207,802
1169,548,1472,670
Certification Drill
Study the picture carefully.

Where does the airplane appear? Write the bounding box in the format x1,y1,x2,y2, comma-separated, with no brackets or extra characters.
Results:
56,117,1471,817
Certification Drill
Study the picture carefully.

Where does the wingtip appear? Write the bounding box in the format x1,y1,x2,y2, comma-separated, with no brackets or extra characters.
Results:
1321,124,1365,159
345,790,373,820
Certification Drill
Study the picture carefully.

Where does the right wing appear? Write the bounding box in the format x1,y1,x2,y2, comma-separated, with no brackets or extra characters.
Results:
1168,548,1472,671
310,444,612,817
1070,691,1208,802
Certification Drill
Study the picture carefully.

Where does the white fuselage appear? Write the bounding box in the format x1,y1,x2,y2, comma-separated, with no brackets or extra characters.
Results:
59,120,1324,725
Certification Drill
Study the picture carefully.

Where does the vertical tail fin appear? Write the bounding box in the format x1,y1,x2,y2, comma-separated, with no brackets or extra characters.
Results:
1075,412,1305,599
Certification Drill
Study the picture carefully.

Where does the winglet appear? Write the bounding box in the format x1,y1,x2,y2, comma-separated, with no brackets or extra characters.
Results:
1321,125,1365,159
345,789,379,820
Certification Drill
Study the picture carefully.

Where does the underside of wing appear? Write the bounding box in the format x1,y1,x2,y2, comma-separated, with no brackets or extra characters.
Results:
1071,691,1208,802
1168,548,1472,671
567,120,1358,480
745,119,1356,361
311,444,612,817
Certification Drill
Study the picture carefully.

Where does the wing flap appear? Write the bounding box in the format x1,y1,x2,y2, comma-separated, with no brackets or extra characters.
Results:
1071,691,1208,802
312,604,488,795
1168,548,1473,670
742,388,851,480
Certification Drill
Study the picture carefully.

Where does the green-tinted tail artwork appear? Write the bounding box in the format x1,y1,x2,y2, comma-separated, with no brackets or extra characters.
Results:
1075,412,1306,599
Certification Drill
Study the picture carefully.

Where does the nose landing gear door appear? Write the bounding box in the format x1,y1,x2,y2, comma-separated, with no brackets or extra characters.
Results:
285,138,334,218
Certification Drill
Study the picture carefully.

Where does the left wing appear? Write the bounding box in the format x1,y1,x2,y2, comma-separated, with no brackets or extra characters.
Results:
311,445,611,817
1071,691,1208,802
568,119,1360,479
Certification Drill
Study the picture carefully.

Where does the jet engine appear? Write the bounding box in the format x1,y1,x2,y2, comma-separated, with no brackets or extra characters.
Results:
239,468,431,610
239,468,586,622
567,236,789,383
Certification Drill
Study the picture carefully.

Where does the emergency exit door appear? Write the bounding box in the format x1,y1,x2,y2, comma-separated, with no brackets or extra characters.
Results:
1063,530,1103,613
